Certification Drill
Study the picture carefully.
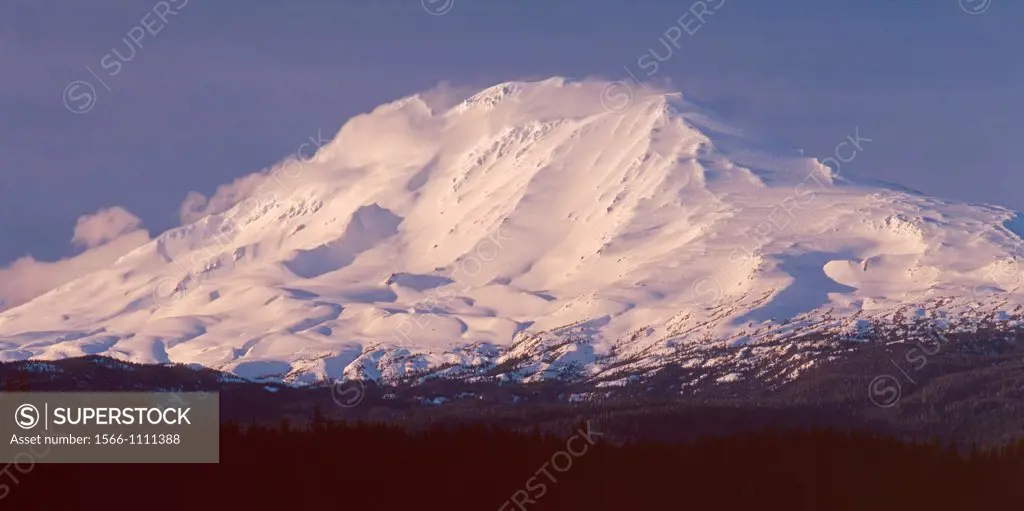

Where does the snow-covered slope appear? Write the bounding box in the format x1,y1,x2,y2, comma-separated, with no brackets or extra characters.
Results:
1,78,1022,386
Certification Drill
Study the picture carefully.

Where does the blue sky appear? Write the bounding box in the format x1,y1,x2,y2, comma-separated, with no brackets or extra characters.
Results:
1,0,1021,266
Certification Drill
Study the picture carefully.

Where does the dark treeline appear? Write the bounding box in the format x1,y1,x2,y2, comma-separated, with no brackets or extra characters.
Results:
3,413,1024,510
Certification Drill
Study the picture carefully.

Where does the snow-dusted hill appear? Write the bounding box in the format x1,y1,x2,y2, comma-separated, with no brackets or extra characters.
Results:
1,78,1022,386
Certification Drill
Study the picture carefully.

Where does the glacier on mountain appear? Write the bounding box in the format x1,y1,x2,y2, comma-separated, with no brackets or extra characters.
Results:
0,77,1021,386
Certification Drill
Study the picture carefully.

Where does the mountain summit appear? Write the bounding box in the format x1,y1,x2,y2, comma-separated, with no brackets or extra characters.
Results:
1,78,1021,385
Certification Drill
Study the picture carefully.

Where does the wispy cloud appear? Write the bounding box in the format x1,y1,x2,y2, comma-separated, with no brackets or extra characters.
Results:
0,208,150,311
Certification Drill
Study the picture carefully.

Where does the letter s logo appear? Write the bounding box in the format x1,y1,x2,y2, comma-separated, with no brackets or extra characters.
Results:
15,404,40,429
63,81,97,114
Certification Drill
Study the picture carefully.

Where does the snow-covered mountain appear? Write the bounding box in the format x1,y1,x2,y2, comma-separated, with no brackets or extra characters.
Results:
2,78,1022,387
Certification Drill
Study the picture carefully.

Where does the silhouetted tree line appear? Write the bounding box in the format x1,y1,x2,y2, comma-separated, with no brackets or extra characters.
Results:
4,406,1024,510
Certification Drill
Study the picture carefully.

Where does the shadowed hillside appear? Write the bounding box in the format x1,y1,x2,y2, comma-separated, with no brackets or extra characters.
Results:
3,417,1023,510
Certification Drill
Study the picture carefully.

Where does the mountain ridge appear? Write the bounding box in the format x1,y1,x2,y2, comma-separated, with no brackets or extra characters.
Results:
0,77,1021,387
